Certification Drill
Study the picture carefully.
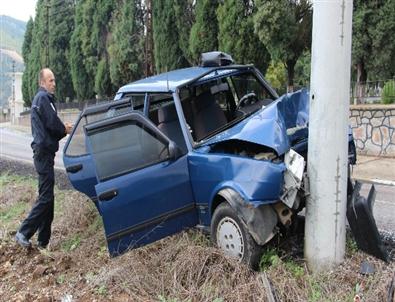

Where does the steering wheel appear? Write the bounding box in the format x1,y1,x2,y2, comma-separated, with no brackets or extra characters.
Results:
236,92,258,111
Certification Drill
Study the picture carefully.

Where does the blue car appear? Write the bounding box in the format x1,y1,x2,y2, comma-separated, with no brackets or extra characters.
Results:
63,52,364,268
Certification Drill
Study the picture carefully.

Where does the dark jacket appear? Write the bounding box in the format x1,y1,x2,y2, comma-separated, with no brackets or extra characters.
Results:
31,87,66,154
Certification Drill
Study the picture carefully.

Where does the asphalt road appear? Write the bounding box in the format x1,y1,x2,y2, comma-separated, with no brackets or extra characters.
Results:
0,127,66,169
1,126,394,232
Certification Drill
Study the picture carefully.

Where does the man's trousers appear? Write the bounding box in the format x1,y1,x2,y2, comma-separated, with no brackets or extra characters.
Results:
19,150,55,246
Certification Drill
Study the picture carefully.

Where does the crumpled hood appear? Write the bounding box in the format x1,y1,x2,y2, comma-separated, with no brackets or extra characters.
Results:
205,89,310,156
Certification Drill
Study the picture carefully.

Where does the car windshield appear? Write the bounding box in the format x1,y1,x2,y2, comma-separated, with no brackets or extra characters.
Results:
179,70,276,142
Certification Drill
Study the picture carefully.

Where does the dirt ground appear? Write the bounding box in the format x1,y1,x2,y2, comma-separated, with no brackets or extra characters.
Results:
1,163,394,302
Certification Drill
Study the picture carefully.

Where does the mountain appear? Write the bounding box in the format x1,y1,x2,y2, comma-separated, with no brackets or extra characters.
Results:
0,15,26,53
0,15,26,107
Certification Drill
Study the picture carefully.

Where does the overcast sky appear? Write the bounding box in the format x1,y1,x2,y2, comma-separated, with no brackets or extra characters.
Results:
1,0,38,22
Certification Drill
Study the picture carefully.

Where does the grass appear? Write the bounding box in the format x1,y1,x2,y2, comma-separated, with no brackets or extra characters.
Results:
0,171,394,302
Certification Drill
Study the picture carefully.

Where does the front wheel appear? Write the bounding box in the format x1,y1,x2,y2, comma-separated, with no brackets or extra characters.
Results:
211,203,262,270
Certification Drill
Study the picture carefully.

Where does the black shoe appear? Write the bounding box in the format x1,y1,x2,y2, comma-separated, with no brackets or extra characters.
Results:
15,232,31,248
37,241,48,249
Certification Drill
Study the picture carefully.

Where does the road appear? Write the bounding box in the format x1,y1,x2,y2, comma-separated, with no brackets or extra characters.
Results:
0,126,66,169
1,126,394,231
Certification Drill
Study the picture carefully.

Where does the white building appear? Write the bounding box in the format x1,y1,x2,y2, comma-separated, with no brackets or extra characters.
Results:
8,72,25,124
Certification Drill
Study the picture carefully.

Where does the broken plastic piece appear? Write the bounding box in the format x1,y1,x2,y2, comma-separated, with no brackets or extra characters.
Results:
346,181,389,262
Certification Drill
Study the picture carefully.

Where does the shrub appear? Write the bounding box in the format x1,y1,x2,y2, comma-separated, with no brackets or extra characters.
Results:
382,80,395,104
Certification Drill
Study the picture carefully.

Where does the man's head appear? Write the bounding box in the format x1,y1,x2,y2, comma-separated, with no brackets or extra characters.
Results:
39,68,56,94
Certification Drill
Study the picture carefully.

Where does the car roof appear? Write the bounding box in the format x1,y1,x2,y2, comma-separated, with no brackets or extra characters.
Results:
117,65,251,94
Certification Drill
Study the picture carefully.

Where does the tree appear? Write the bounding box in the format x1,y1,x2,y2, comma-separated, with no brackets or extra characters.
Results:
173,0,195,64
108,0,144,87
22,17,34,104
370,0,395,80
254,0,312,92
153,0,189,73
48,0,75,102
69,0,95,101
189,0,219,64
24,0,47,107
217,0,270,73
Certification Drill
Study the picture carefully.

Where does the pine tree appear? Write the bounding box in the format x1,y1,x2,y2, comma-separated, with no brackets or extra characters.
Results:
189,0,219,64
254,0,312,92
153,0,190,73
217,0,270,73
108,0,144,87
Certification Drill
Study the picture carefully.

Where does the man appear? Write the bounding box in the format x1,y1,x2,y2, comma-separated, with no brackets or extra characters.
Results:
15,68,73,249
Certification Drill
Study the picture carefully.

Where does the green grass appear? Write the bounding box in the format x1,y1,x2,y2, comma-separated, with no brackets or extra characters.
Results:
61,234,81,252
0,202,28,224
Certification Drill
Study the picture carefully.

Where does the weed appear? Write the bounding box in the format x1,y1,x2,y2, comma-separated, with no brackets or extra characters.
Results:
57,274,66,284
61,234,81,252
346,234,358,255
259,248,281,270
307,277,323,302
284,260,305,278
0,202,28,223
96,285,107,296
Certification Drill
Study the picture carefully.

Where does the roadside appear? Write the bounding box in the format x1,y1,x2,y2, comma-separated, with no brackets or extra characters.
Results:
352,155,395,186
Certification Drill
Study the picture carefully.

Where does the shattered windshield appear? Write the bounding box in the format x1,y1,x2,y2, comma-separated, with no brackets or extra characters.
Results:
179,70,276,142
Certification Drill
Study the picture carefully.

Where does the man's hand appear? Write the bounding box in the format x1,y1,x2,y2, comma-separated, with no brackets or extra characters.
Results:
65,122,74,134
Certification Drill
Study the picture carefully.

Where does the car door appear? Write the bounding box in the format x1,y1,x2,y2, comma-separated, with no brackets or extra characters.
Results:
85,111,198,256
63,99,136,202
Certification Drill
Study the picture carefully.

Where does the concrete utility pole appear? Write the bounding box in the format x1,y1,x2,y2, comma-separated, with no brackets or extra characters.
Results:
305,0,353,272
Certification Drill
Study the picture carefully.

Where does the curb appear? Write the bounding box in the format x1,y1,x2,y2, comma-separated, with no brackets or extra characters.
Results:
352,177,395,187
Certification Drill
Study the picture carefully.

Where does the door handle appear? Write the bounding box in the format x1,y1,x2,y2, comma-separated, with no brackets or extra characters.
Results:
66,163,83,173
98,189,118,201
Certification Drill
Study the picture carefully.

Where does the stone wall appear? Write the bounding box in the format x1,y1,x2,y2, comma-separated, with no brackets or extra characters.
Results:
350,104,395,157
17,111,80,127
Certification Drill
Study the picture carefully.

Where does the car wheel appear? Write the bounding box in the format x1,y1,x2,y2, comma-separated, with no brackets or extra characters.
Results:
211,202,262,270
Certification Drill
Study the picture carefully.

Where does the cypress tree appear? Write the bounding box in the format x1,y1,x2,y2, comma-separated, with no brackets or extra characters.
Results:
108,0,144,87
217,0,270,73
69,0,95,101
22,17,34,105
189,0,219,64
26,0,47,106
48,0,75,102
153,0,189,73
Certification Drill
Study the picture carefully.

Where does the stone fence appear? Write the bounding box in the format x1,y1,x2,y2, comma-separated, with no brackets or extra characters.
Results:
17,111,80,128
350,104,395,157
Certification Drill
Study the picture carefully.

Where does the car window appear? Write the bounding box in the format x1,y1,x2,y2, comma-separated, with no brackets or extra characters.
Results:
65,103,135,157
88,120,170,181
232,73,273,103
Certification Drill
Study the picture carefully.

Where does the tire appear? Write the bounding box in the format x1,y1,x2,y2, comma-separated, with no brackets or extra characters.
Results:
211,202,262,270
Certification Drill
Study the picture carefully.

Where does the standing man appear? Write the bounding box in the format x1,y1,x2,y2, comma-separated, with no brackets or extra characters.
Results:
15,68,73,249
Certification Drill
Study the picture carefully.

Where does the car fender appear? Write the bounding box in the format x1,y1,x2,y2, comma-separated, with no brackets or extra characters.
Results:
215,188,278,246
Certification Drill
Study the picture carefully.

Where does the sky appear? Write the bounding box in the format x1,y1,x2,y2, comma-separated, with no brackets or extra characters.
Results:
0,0,38,22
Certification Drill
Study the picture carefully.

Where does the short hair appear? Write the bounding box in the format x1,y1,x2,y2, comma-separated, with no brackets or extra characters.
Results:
38,68,50,85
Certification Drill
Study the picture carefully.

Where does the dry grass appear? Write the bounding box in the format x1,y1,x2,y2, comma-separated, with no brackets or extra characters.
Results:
0,172,394,302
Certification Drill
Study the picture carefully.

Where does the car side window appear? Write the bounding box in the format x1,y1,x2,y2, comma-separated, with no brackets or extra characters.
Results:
88,121,170,181
65,117,87,156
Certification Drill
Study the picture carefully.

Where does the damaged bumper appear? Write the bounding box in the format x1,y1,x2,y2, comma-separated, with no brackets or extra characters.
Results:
347,181,389,262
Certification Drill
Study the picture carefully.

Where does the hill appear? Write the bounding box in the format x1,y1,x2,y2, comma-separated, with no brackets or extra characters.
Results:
0,15,26,107
0,15,26,53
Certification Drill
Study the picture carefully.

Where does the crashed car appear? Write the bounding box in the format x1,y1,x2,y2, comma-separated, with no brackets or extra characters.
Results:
63,52,384,268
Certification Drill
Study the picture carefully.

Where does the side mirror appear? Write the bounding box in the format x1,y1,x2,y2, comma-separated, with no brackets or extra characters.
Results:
168,141,182,161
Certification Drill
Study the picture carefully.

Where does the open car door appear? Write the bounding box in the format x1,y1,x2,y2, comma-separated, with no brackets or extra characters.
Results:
85,111,198,256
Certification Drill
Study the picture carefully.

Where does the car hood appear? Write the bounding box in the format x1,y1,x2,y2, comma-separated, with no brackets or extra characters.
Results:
204,89,310,156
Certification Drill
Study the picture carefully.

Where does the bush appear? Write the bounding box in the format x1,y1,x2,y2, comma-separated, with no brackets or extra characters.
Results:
382,80,395,104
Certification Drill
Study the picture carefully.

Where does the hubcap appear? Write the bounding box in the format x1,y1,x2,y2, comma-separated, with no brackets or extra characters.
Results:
216,217,244,259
